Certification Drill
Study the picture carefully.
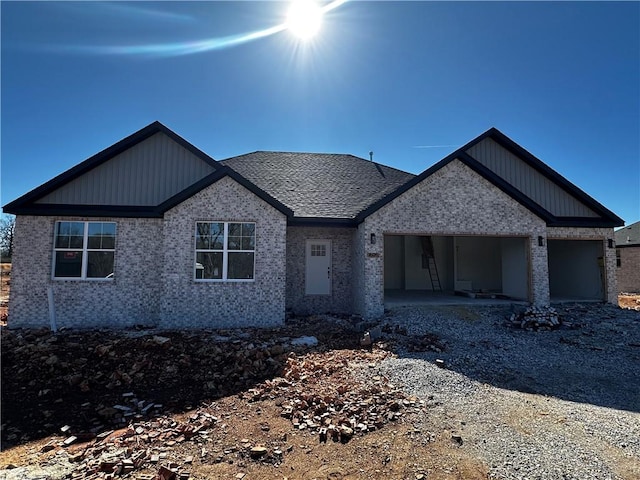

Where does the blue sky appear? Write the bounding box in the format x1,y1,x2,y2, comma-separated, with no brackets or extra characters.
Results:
2,1,639,224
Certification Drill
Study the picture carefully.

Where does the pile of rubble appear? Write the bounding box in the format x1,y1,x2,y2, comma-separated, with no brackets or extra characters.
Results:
508,306,561,331
1,316,362,448
243,350,422,444
42,405,223,480
2,318,430,478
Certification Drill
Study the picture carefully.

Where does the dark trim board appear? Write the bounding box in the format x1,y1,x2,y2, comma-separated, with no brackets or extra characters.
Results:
5,204,164,218
288,217,357,228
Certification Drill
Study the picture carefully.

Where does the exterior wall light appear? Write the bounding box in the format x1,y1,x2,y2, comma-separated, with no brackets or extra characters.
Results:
608,239,614,249
370,233,376,245
538,236,545,247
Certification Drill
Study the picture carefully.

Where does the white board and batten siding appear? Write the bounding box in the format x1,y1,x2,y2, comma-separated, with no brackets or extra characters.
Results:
467,138,599,218
35,132,216,206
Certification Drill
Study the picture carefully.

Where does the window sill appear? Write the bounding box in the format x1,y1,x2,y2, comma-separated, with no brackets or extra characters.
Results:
52,277,115,282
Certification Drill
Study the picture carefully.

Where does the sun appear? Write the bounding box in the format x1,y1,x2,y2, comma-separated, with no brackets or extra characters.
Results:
286,0,324,40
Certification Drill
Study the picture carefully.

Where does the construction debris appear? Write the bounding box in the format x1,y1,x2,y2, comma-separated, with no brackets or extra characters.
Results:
508,306,561,330
2,316,422,478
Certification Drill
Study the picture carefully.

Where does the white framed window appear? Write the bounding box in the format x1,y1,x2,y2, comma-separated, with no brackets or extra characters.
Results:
195,222,255,281
53,221,116,279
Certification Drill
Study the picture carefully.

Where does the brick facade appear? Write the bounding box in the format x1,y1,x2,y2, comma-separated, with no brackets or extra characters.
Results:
8,177,287,329
159,176,287,328
617,246,640,293
356,159,551,319
285,226,355,315
8,160,620,328
9,216,163,329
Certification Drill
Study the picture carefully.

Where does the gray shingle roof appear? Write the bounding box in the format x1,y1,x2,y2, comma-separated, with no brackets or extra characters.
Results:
615,221,640,246
221,152,415,219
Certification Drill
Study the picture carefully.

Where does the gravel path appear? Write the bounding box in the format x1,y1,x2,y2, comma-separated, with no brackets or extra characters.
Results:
373,303,640,480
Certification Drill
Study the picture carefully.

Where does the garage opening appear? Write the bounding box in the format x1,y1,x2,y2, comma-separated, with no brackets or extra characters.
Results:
547,239,605,301
384,235,530,305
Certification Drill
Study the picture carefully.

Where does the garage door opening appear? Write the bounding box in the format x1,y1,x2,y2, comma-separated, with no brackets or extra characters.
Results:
384,235,530,305
548,239,605,302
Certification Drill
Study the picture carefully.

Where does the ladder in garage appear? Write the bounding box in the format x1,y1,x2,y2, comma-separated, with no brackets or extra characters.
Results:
421,236,442,292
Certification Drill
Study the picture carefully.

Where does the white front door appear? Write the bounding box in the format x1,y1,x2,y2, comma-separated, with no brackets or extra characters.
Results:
305,240,331,295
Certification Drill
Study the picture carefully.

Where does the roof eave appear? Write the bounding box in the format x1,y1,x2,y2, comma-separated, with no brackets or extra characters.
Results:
288,217,357,228
4,204,163,218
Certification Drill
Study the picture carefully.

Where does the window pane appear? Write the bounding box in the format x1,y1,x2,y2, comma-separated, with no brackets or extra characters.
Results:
87,251,115,278
228,252,254,279
228,236,241,250
210,223,224,236
87,233,102,249
196,235,210,250
54,251,83,277
69,235,84,249
196,223,223,250
56,222,71,236
196,252,223,279
196,223,209,249
241,237,255,250
211,231,224,249
87,222,103,236
68,222,85,237
55,235,70,249
56,221,85,248
101,223,116,237
228,223,241,236
88,222,116,249
241,223,255,236
101,234,116,249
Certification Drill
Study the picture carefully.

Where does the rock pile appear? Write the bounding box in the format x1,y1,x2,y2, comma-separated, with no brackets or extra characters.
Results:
508,306,561,330
1,315,361,448
243,350,423,444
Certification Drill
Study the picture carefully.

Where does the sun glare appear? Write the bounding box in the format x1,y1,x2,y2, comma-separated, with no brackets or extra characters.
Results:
287,0,323,40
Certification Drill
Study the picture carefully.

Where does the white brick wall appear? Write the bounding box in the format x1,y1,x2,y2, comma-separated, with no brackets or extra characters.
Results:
355,159,550,319
9,216,163,329
9,176,288,329
159,176,287,328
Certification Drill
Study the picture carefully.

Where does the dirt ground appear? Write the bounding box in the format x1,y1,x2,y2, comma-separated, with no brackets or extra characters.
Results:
1,319,486,480
618,293,640,310
0,265,638,480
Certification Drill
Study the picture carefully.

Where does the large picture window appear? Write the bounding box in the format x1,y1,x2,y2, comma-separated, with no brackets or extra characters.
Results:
53,221,116,279
195,222,255,281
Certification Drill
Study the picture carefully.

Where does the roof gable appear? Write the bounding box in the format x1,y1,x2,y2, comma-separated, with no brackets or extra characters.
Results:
467,137,599,218
4,122,292,218
358,128,623,228
34,131,217,206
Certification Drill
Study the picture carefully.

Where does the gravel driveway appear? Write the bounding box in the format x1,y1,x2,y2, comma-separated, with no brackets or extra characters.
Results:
373,303,640,480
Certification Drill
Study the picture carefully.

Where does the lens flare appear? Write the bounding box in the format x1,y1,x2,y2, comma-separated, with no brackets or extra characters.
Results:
56,0,348,58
